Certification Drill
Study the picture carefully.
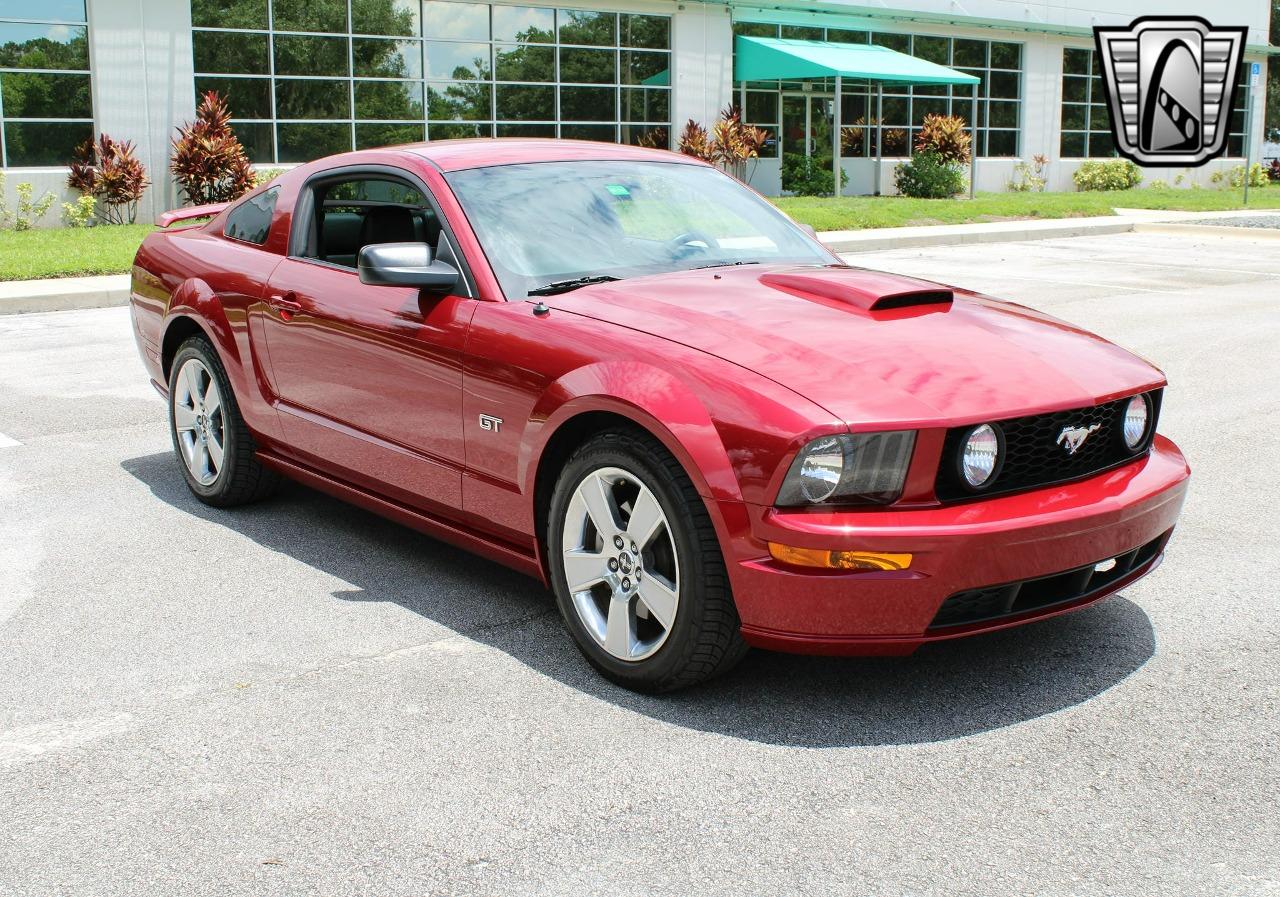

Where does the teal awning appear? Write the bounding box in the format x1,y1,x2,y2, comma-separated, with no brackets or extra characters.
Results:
734,36,981,86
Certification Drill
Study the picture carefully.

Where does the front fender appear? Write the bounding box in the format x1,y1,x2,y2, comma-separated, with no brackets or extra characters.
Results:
515,351,839,584
521,361,741,505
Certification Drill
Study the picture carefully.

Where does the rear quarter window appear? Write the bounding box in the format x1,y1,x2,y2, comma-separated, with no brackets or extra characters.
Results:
224,188,279,245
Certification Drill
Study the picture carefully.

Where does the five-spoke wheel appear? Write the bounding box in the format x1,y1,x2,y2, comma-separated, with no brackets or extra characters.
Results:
167,335,278,507
561,467,680,662
172,357,225,486
548,429,748,692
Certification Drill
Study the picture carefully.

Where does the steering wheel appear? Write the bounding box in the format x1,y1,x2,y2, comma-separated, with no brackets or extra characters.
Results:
669,230,720,257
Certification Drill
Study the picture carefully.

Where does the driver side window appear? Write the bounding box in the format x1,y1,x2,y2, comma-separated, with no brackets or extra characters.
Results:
306,177,441,270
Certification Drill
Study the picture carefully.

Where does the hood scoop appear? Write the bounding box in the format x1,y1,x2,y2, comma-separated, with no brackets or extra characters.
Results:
760,268,953,313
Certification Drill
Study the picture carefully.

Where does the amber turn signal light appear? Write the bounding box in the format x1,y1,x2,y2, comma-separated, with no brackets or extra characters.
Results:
767,543,913,571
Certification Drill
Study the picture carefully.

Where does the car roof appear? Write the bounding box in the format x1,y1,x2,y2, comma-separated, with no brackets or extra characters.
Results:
396,138,705,172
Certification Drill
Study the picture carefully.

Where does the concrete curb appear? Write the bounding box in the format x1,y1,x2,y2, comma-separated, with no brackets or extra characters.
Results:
0,274,131,316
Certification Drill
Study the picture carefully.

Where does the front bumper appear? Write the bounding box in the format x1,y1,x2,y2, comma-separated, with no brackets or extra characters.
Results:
725,434,1189,655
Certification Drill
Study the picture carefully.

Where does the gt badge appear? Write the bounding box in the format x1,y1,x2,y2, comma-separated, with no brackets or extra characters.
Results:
1057,423,1102,455
1093,16,1247,166
479,413,503,433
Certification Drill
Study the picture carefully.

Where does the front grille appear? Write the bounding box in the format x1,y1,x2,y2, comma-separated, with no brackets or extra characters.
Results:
928,531,1169,629
934,389,1161,502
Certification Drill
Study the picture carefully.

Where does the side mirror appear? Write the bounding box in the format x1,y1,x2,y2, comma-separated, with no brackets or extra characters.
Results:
358,242,459,292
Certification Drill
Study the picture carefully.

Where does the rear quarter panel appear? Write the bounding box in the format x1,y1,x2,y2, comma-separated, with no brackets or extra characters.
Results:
130,220,285,443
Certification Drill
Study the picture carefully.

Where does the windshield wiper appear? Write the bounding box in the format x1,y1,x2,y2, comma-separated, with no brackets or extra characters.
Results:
691,260,761,270
527,274,621,296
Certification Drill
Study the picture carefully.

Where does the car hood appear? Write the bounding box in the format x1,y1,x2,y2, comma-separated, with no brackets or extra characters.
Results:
545,264,1165,428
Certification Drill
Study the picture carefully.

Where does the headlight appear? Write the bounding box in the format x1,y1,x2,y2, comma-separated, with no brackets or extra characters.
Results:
960,423,1001,489
776,431,916,507
1122,394,1150,450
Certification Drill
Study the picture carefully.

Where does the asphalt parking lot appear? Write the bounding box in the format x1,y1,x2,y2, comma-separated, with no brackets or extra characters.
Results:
2,230,1277,896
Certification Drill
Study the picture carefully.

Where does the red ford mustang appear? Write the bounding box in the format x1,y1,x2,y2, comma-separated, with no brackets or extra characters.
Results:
130,139,1189,692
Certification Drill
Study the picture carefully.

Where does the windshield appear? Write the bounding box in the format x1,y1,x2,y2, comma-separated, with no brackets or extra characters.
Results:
444,160,832,298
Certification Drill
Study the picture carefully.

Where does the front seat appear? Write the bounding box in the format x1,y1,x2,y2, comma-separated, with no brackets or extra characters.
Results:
359,205,418,250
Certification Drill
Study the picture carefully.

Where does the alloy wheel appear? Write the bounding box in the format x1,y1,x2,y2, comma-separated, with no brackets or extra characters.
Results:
172,358,225,487
560,467,680,662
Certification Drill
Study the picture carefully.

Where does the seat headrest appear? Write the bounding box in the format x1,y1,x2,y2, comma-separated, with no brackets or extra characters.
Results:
360,205,416,245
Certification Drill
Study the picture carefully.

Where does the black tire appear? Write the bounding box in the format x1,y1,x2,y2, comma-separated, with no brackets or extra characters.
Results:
168,335,280,507
547,428,749,693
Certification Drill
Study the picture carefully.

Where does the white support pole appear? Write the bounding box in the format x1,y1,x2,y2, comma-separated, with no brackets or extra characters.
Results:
739,80,746,117
834,74,842,197
970,87,978,199
875,82,883,196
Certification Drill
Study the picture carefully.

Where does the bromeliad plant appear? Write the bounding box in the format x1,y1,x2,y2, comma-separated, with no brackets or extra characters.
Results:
893,114,971,198
67,135,151,224
171,91,256,206
840,118,909,157
710,105,768,178
678,106,769,178
914,114,972,164
676,119,716,163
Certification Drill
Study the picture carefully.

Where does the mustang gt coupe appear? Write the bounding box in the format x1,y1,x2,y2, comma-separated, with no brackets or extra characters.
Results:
130,139,1189,692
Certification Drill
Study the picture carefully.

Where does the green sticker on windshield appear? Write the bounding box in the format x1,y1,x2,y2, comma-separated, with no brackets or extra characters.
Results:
605,184,630,197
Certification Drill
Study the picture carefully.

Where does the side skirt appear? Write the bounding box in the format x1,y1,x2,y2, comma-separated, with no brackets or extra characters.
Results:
256,450,546,583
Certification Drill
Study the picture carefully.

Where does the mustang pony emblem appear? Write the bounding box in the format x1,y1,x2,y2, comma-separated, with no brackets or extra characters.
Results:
1057,423,1102,455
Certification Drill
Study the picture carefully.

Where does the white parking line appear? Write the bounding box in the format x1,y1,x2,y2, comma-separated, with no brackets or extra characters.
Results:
0,432,21,448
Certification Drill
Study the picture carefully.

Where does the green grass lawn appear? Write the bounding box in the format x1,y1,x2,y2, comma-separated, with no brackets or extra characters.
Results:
773,184,1280,232
0,223,154,281
2,184,1278,281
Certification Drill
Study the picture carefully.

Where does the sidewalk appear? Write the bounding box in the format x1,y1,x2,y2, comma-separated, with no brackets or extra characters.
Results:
0,273,131,316
819,206,1280,253
2,207,1277,315
819,214,1135,253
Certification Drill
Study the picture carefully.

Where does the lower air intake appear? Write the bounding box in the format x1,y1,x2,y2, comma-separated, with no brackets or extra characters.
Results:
928,531,1170,629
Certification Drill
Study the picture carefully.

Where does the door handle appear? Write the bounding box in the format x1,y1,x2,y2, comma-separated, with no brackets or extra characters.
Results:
268,292,303,318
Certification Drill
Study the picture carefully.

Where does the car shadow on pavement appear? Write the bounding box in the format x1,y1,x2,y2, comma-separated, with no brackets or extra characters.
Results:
123,452,1156,748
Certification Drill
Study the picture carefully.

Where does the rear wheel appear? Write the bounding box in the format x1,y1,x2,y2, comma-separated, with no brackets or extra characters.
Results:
547,429,748,692
168,336,279,507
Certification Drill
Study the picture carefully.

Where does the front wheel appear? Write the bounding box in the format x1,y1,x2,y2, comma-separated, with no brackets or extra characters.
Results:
547,429,748,692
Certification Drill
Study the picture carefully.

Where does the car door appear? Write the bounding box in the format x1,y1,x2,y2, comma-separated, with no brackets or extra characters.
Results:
261,168,477,514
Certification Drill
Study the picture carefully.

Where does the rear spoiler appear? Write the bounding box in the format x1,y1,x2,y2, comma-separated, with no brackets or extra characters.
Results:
155,202,228,228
